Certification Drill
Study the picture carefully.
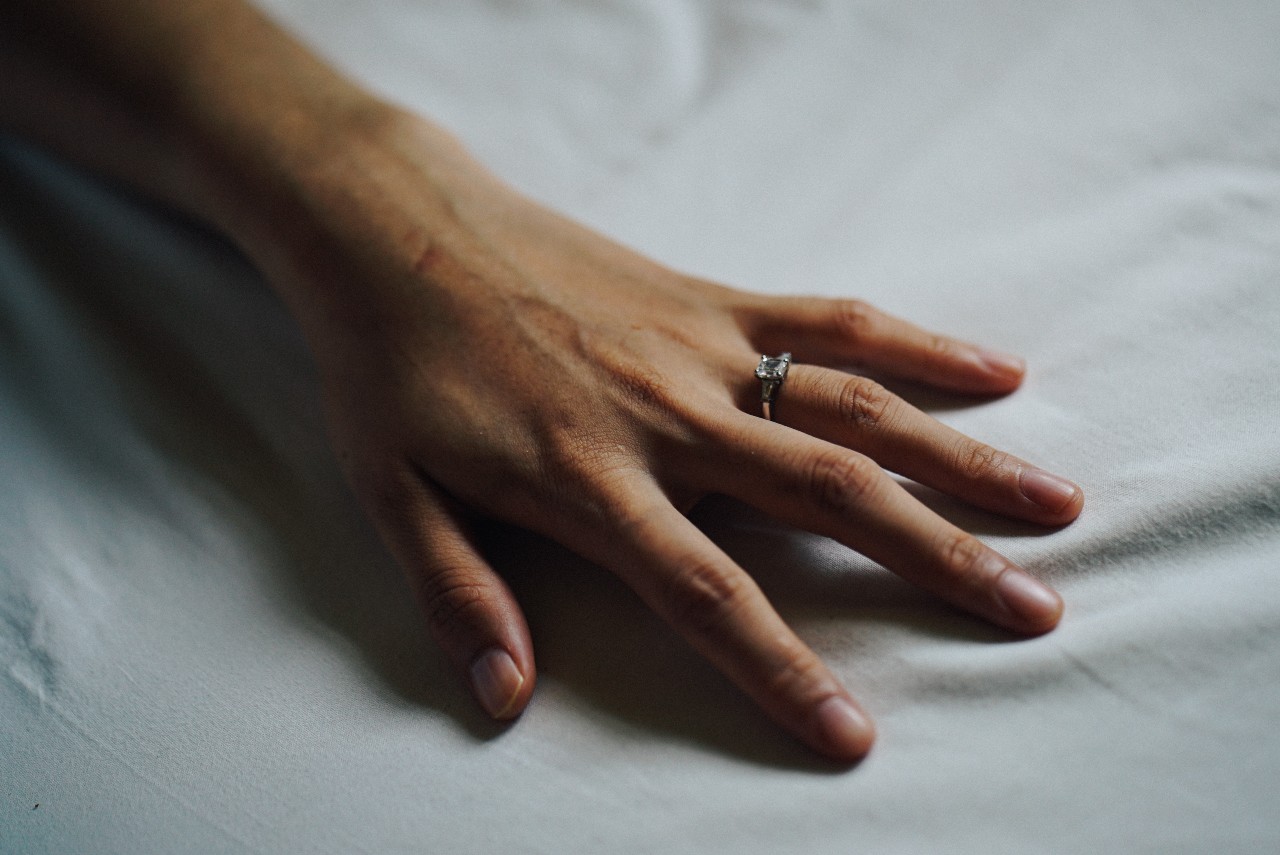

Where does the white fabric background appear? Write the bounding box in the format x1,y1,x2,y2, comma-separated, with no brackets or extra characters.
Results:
3,2,1279,852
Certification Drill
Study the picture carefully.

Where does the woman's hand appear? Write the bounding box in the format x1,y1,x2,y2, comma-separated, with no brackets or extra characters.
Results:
2,0,1081,761
264,112,1083,762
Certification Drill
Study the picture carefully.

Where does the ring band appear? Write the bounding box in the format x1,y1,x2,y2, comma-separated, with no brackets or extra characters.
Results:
755,352,792,421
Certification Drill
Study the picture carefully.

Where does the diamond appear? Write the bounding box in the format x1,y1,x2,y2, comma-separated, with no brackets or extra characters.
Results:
755,353,791,381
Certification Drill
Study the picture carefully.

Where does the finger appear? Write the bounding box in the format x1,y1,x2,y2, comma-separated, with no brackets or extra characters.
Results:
780,365,1083,524
565,475,875,762
708,414,1064,635
738,296,1025,394
361,468,535,720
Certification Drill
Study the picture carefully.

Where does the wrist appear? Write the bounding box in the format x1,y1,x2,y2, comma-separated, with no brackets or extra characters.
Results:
195,91,403,256
208,98,501,339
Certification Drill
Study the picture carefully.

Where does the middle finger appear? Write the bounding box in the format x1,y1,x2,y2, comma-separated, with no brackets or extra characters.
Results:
705,413,1064,635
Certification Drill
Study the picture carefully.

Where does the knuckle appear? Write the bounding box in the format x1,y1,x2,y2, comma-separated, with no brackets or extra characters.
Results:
613,360,680,413
954,442,1012,482
926,332,961,358
540,437,636,519
806,451,879,516
837,376,896,433
542,437,600,489
762,643,827,700
833,299,877,343
937,532,989,585
662,559,746,637
417,569,490,642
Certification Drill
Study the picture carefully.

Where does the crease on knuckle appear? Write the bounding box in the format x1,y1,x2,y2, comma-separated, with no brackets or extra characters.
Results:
614,361,679,413
418,569,489,642
833,299,877,344
937,532,989,587
954,442,1011,482
662,559,745,638
807,451,877,516
762,644,826,702
838,376,895,433
927,332,961,359
545,453,642,532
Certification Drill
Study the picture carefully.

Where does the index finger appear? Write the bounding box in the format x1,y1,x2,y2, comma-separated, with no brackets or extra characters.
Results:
738,296,1025,395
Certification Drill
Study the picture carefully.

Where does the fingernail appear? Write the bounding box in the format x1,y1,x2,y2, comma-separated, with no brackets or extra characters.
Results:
812,696,875,760
974,348,1025,379
994,566,1063,630
1019,467,1081,514
470,648,524,720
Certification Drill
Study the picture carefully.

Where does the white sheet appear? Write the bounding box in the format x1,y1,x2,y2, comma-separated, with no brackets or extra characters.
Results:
3,2,1279,852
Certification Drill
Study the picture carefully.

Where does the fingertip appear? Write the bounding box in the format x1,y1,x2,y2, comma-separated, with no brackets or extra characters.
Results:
974,347,1026,382
810,695,876,763
951,347,1025,395
1019,467,1085,523
1058,481,1086,521
469,647,532,720
993,567,1064,636
929,347,1025,396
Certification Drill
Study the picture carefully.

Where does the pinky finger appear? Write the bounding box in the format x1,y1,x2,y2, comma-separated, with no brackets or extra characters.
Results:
361,468,536,720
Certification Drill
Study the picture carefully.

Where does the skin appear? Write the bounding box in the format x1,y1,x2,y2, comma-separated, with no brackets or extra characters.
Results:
1,0,1082,762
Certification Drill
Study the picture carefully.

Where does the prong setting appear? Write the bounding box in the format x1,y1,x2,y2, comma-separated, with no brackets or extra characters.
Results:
755,352,792,420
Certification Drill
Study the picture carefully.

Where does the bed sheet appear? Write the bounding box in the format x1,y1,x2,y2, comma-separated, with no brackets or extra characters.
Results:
3,2,1279,852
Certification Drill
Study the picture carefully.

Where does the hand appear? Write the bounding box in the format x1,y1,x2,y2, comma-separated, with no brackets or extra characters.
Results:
263,111,1083,762
0,0,1080,763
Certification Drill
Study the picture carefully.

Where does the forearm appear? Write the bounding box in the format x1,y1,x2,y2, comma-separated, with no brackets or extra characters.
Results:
0,0,467,305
